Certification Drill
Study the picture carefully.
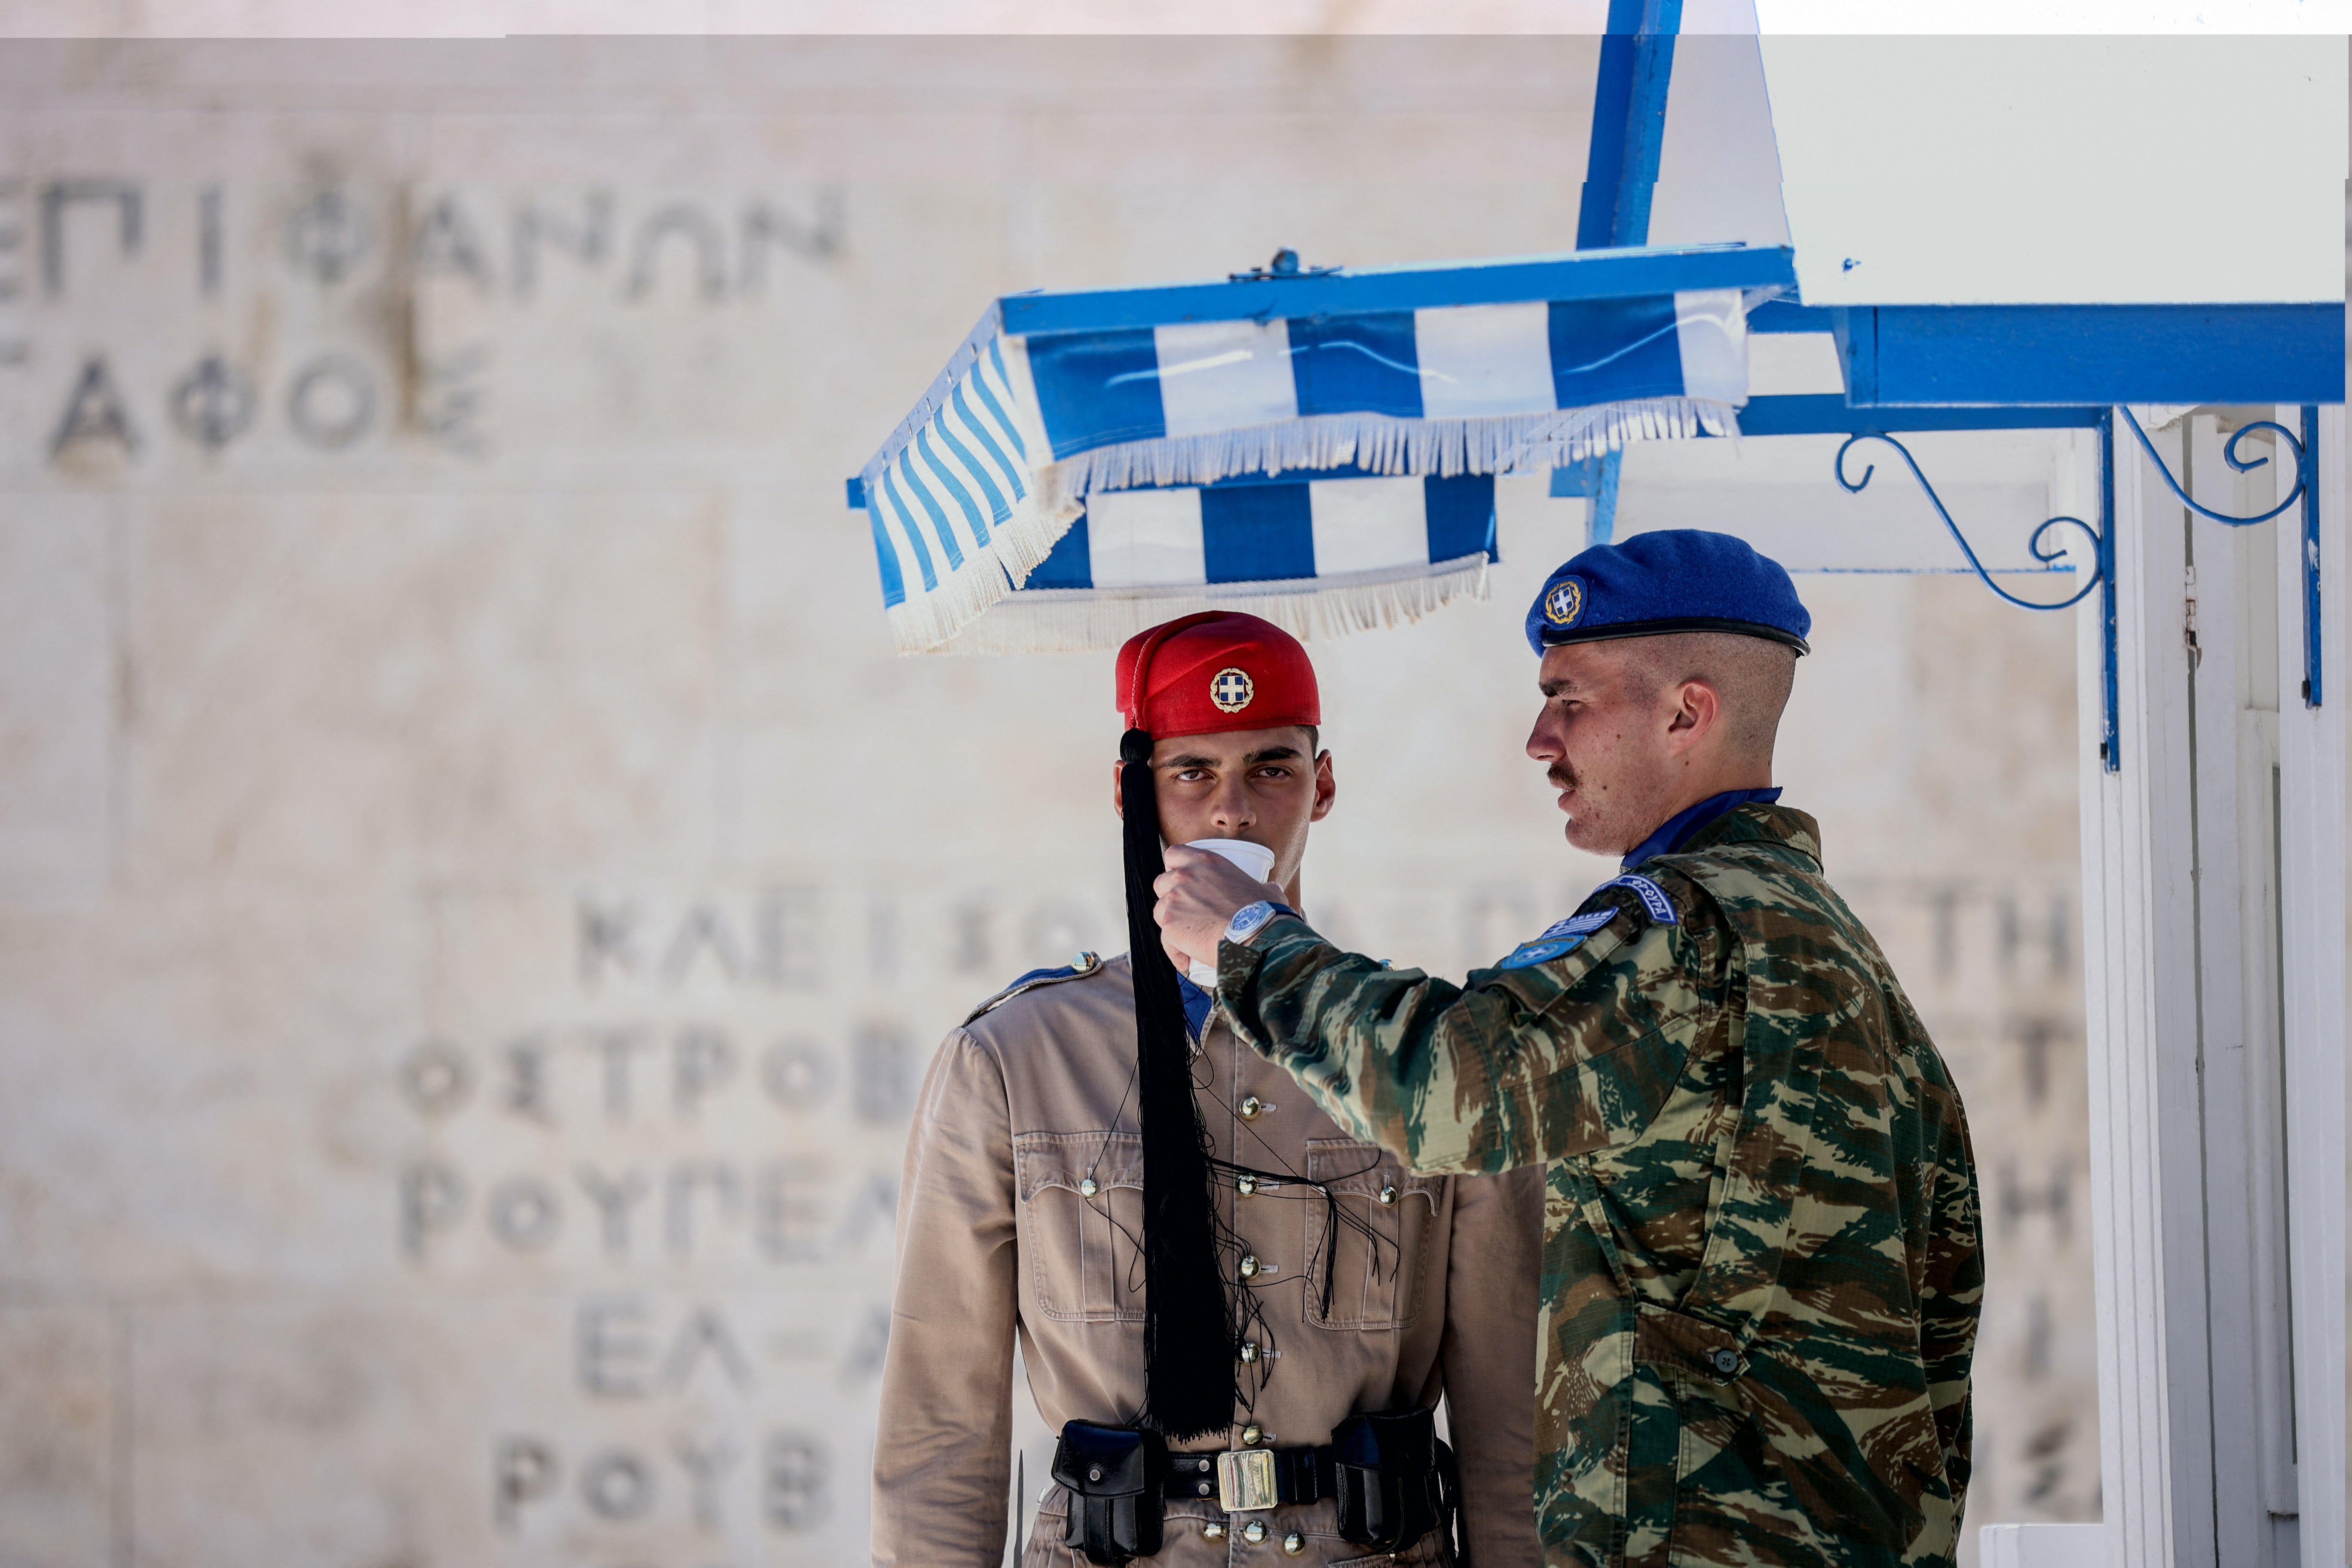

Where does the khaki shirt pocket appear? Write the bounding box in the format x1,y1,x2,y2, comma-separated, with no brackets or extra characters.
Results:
1301,1139,1442,1330
1014,1130,1146,1323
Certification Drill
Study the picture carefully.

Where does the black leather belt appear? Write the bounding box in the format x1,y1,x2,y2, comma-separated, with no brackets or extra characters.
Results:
1162,1446,1334,1511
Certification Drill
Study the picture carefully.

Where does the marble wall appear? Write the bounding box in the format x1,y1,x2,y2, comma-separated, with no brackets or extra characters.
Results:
0,37,2095,1568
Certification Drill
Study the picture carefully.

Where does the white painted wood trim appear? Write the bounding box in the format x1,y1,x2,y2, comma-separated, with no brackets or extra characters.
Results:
2276,404,2345,1568
2076,413,2211,1568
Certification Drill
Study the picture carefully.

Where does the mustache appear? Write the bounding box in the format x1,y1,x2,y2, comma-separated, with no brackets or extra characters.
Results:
1547,764,1577,791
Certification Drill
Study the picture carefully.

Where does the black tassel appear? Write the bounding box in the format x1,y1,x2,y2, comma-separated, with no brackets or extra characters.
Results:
1119,727,1236,1441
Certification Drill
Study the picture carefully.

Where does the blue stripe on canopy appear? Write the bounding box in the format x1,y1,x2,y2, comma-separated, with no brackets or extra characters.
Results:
1289,312,1422,419
1202,482,1315,584
1028,328,1166,457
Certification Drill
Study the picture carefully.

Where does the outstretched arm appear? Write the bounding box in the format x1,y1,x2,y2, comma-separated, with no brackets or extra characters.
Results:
1213,898,1712,1178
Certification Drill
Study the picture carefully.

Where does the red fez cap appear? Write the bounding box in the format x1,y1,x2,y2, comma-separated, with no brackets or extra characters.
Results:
1116,612,1320,738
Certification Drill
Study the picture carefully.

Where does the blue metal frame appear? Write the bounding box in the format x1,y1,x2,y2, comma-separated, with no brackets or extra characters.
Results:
2302,405,2323,707
1573,0,1682,548
994,244,1793,337
1838,303,2343,408
1577,0,1681,251
1831,432,2102,613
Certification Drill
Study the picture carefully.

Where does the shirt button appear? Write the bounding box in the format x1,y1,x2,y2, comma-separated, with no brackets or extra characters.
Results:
1283,1531,1306,1555
1238,1254,1260,1279
1238,1342,1259,1364
1241,1521,1268,1544
1711,1348,1741,1376
1238,1095,1264,1120
1078,1177,1098,1198
1376,1182,1397,1205
1241,1424,1263,1446
1203,1521,1226,1540
1236,1176,1257,1197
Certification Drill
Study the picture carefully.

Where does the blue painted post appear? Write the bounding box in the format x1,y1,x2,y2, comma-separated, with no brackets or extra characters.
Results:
2100,409,2120,772
2301,404,2322,707
1573,0,1682,546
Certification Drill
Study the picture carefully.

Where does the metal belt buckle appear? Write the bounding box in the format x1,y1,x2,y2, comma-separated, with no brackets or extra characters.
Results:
1215,1447,1278,1512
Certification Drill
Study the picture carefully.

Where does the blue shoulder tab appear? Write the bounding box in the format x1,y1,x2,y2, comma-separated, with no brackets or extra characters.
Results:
1494,908,1617,971
964,951,1104,1023
1593,872,1679,926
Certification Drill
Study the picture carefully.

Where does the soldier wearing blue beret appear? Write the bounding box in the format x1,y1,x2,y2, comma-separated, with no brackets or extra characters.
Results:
1156,529,1984,1568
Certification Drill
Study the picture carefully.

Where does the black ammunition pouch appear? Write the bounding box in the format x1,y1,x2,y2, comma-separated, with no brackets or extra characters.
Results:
1331,1406,1461,1562
1053,1421,1168,1566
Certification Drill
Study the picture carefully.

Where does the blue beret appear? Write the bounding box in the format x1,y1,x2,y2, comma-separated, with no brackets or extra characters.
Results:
1525,529,1811,656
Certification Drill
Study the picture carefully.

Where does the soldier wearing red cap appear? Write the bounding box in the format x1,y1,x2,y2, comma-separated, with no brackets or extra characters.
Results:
873,612,1544,1568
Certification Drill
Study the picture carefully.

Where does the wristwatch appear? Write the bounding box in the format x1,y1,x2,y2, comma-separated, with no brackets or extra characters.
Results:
1223,900,1290,945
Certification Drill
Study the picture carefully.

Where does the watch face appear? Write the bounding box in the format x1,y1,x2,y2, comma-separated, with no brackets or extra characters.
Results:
1229,901,1274,939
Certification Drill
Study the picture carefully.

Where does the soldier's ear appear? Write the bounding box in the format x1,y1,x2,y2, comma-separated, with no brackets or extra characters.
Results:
1310,751,1336,822
1112,759,1126,821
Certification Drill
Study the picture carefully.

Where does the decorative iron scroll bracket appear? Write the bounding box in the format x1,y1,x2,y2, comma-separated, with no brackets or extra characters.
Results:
2116,404,2321,712
1834,405,2321,775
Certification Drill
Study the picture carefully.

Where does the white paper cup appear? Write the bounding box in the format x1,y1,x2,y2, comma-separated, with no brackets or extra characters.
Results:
1181,839,1277,985
1183,837,1277,882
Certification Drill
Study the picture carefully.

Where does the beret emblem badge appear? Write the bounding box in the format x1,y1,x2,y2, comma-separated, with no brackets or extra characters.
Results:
1209,667,1256,713
1544,578,1586,628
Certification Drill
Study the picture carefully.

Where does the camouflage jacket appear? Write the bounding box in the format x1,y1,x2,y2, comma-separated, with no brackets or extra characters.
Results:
1217,805,1982,1568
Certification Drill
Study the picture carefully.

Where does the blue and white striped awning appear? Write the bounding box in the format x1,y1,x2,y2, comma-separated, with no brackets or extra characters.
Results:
852,245,1792,653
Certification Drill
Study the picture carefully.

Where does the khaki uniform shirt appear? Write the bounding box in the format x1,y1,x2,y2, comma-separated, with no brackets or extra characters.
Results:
1219,807,1983,1568
873,953,1547,1568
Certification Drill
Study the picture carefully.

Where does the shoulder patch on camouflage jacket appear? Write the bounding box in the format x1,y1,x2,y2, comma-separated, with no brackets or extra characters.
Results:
963,951,1106,1024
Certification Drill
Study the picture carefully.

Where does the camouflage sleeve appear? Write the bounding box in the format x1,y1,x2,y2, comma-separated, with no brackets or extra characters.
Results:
1217,892,1716,1177
1919,1111,1984,1507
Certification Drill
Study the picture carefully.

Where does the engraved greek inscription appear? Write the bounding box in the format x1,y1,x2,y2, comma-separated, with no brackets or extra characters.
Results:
660,1308,753,1393
577,1295,653,1397
839,1304,891,1379
666,1161,742,1258
735,188,844,294
754,1159,825,1262
416,344,489,455
494,1435,561,1532
286,353,377,448
41,178,142,294
579,897,644,986
625,204,726,302
285,186,372,285
198,185,223,296
168,353,258,450
763,1433,829,1529
850,1023,914,1124
504,1035,554,1123
487,1175,563,1251
1996,1161,2072,1242
591,1027,647,1119
2012,1016,2057,1108
49,355,140,459
759,1038,834,1111
398,1039,474,1118
753,886,822,990
673,1436,741,1533
399,1160,467,1261
831,1173,899,1259
581,1449,656,1520
662,903,746,987
0,180,24,303
672,1027,736,1118
576,1165,651,1259
411,195,495,291
511,191,611,298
